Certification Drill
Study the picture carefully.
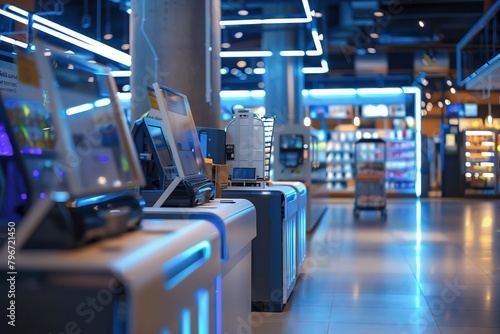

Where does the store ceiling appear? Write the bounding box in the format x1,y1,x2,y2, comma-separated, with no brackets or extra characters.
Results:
0,0,489,92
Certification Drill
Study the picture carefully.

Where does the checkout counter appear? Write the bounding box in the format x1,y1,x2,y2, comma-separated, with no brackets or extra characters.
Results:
0,45,246,334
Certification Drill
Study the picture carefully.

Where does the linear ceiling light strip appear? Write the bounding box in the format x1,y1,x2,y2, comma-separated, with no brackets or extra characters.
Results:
4,5,131,66
220,0,312,26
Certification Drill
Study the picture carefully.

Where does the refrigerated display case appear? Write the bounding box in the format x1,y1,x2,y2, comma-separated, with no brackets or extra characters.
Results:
317,128,417,195
463,130,497,195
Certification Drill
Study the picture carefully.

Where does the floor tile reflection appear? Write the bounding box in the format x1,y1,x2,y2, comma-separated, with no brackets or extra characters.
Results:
252,198,500,334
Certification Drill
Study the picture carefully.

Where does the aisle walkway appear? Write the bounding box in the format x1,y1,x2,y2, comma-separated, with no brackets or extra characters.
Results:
252,198,500,334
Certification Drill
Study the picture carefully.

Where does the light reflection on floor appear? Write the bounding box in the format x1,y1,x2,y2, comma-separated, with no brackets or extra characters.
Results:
252,198,500,334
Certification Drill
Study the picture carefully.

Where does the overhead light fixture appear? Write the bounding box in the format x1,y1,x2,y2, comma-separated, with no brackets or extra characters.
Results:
446,79,453,86
438,101,444,108
236,60,247,68
421,78,429,86
257,61,264,67
450,87,456,94
353,116,360,127
305,29,323,56
367,47,376,54
66,103,94,116
220,68,229,75
357,88,403,95
103,0,113,40
374,11,384,17
314,12,323,18
306,88,357,96
238,10,249,16
280,50,305,56
3,6,131,66
221,42,231,48
419,20,425,28
425,92,431,99
220,51,273,58
220,0,312,25
487,103,493,125
302,59,329,74
121,43,130,50
370,33,379,39
221,27,323,58
0,34,27,48
253,68,266,74
234,32,243,39
110,70,131,77
445,99,451,105
303,116,312,127
219,90,266,98
127,8,132,14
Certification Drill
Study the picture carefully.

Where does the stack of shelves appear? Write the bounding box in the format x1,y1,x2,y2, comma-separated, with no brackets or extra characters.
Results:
315,129,417,195
463,130,497,195
325,131,356,192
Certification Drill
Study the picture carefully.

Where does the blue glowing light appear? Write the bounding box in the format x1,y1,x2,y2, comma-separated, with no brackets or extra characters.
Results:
163,240,212,290
196,289,209,334
32,169,40,178
20,193,27,200
40,192,46,198
58,170,65,177
181,308,191,334
98,155,110,162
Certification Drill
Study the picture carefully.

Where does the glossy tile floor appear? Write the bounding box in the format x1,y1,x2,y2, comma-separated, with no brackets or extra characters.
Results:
252,198,500,334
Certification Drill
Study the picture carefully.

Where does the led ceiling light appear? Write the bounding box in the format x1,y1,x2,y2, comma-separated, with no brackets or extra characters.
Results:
110,70,132,77
220,0,312,25
302,59,329,74
280,50,305,56
306,88,356,96
4,5,131,66
0,34,27,48
357,87,403,95
220,51,273,58
305,29,323,56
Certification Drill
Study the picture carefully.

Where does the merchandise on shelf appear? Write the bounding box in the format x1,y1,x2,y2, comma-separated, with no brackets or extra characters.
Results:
463,130,497,195
314,128,417,194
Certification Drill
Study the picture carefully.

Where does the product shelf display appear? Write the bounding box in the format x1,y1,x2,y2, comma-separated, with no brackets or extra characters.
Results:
353,138,387,219
317,129,417,195
463,130,497,195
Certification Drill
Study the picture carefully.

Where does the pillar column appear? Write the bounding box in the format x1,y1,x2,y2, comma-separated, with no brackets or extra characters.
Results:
262,5,304,125
130,0,220,128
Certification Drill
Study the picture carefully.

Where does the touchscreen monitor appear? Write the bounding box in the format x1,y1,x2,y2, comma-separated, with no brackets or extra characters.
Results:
30,44,144,197
232,167,256,180
280,134,304,150
150,83,208,178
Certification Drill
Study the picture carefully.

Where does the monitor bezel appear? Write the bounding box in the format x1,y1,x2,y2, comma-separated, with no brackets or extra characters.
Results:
149,82,208,179
32,42,144,198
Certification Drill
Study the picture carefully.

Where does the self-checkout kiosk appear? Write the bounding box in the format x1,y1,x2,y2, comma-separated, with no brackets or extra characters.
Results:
132,85,215,207
0,45,223,334
134,83,257,334
221,111,303,311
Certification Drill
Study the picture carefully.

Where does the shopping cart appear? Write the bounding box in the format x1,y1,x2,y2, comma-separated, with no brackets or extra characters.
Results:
353,138,387,219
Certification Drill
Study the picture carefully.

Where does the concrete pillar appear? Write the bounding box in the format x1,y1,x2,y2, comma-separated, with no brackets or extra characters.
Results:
262,5,304,125
130,0,220,128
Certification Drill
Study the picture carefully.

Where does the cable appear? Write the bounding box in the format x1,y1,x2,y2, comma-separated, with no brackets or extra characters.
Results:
141,0,158,83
